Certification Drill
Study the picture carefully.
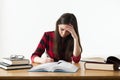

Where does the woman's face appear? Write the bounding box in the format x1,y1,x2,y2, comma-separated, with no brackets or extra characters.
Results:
58,24,70,38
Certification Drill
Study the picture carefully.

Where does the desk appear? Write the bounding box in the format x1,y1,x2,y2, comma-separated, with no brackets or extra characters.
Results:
0,63,120,80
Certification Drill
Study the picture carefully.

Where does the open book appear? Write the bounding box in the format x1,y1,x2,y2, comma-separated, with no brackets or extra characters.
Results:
29,60,79,73
81,55,120,64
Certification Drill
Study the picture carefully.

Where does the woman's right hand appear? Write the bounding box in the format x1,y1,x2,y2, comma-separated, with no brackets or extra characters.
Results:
41,57,54,63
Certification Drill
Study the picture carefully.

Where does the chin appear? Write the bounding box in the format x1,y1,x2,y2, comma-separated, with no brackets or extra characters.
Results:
61,35,69,38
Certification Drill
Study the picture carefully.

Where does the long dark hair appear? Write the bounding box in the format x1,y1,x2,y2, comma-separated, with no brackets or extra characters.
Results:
54,13,82,62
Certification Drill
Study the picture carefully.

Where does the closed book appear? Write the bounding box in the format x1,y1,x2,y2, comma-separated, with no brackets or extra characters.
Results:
82,62,119,71
0,62,32,70
2,58,30,65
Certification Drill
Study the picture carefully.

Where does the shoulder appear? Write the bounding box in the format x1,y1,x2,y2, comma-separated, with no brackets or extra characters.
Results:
44,31,54,34
44,31,54,36
44,31,55,37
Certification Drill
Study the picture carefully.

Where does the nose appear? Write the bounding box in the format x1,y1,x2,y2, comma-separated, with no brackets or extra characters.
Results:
62,30,68,37
62,30,66,36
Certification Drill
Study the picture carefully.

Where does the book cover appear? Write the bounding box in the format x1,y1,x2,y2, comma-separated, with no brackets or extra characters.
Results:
28,60,79,73
81,62,119,71
2,58,30,65
0,62,32,70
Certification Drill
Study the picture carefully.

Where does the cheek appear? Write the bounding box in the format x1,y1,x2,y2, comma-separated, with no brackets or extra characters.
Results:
60,31,70,38
58,31,64,37
58,29,63,36
60,32,64,37
58,27,70,37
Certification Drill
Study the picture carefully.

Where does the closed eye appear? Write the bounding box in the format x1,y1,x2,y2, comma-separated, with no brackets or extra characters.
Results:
61,29,64,31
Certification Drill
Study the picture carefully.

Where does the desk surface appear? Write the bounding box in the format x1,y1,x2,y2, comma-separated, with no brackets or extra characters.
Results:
0,63,120,80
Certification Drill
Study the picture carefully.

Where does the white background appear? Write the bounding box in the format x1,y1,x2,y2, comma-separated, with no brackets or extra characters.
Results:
0,0,120,60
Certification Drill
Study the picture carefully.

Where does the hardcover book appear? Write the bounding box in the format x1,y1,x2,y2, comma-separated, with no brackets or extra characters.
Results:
81,62,119,71
1,58,30,65
0,62,32,70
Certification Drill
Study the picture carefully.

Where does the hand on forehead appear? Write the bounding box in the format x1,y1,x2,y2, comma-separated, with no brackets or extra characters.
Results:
59,24,73,29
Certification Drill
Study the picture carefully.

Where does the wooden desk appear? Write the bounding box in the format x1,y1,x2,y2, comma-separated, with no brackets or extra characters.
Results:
0,63,120,80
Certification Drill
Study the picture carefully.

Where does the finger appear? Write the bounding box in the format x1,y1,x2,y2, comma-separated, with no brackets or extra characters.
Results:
47,58,54,62
65,26,73,31
49,58,54,62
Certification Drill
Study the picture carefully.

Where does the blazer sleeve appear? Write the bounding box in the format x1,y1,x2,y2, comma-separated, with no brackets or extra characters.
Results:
31,32,47,62
72,54,81,63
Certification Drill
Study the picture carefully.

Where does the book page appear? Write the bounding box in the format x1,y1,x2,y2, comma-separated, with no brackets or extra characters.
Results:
29,62,58,72
81,54,120,63
81,57,106,63
52,60,79,72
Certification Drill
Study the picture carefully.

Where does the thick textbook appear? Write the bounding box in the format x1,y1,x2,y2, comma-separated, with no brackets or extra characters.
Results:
81,62,119,71
29,60,79,73
81,55,120,71
2,58,30,65
0,62,32,70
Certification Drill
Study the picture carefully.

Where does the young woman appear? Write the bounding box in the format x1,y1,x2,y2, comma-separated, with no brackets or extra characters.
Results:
31,13,82,63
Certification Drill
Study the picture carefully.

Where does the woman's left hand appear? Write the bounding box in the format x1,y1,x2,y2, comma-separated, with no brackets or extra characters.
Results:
65,25,78,40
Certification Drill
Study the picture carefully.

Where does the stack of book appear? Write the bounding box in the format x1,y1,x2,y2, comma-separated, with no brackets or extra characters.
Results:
80,55,120,71
0,57,32,70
